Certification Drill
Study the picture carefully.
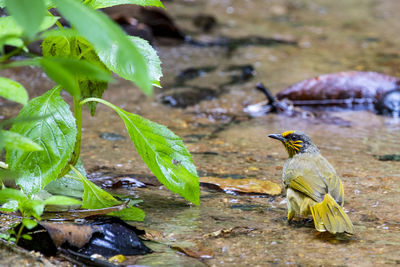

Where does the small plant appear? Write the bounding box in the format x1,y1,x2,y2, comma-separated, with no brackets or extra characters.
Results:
0,0,200,235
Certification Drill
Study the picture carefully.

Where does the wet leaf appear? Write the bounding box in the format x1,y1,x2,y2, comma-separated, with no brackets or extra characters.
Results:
200,177,282,195
70,166,121,210
43,195,81,206
108,206,145,221
5,0,46,39
0,77,28,105
43,202,129,220
1,130,42,152
139,229,164,241
172,243,214,259
85,0,164,9
202,227,255,239
22,218,37,230
0,199,18,212
45,163,85,199
85,99,200,205
127,36,162,87
0,15,58,48
74,37,111,115
21,199,44,220
53,0,152,94
40,57,113,98
17,218,151,257
0,188,27,203
41,35,71,57
6,87,77,195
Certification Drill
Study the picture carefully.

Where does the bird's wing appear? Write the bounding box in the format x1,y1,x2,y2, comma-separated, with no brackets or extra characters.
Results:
283,154,334,203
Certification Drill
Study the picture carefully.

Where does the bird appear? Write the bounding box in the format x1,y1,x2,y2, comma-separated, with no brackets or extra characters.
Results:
268,130,354,234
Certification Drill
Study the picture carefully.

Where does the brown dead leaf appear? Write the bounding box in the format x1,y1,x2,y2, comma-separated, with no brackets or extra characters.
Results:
39,222,98,248
202,227,255,239
200,177,282,195
139,229,165,241
172,242,214,259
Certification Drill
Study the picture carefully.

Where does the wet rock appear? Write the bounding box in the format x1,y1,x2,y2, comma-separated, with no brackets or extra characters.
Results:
276,71,400,114
102,177,146,189
192,14,217,32
374,89,400,116
175,66,217,85
182,134,207,143
103,5,185,40
99,132,127,141
87,171,161,187
121,22,154,43
377,154,400,161
160,86,218,108
224,64,256,85
230,204,265,211
187,35,297,48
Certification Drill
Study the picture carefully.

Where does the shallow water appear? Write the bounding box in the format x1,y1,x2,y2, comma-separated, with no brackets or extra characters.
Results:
1,0,400,266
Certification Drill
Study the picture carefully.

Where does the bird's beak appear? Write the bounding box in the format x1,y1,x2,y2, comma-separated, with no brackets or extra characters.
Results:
268,133,286,142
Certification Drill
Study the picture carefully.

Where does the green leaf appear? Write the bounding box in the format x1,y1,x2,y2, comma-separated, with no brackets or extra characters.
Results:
52,0,152,94
128,36,162,87
0,188,27,203
0,16,24,48
82,98,200,205
42,35,71,57
0,200,19,212
43,195,81,206
1,0,53,8
5,0,46,40
42,34,112,115
22,218,38,229
74,37,111,115
70,166,121,209
0,77,28,105
1,130,42,152
6,87,77,195
21,199,44,220
0,15,58,48
85,0,164,9
22,234,32,240
44,57,113,82
44,158,85,199
108,206,145,221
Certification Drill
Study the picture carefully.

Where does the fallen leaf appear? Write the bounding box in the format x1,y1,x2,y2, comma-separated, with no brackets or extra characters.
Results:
200,177,282,195
139,229,165,241
16,217,151,257
172,242,214,259
202,227,255,239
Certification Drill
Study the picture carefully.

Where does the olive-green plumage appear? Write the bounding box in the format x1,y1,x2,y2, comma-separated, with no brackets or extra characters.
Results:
269,130,354,234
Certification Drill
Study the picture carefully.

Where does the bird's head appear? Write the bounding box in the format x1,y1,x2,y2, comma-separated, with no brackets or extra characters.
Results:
268,130,319,157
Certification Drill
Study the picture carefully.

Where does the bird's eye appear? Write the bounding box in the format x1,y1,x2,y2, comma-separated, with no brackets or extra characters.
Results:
292,136,298,141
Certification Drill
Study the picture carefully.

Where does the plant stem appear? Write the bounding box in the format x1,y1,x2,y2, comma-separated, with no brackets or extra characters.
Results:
47,10,64,30
80,97,111,107
14,222,24,245
0,44,26,63
58,96,82,178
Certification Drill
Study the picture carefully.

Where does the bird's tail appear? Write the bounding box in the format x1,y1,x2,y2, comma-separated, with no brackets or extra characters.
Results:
309,194,354,235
